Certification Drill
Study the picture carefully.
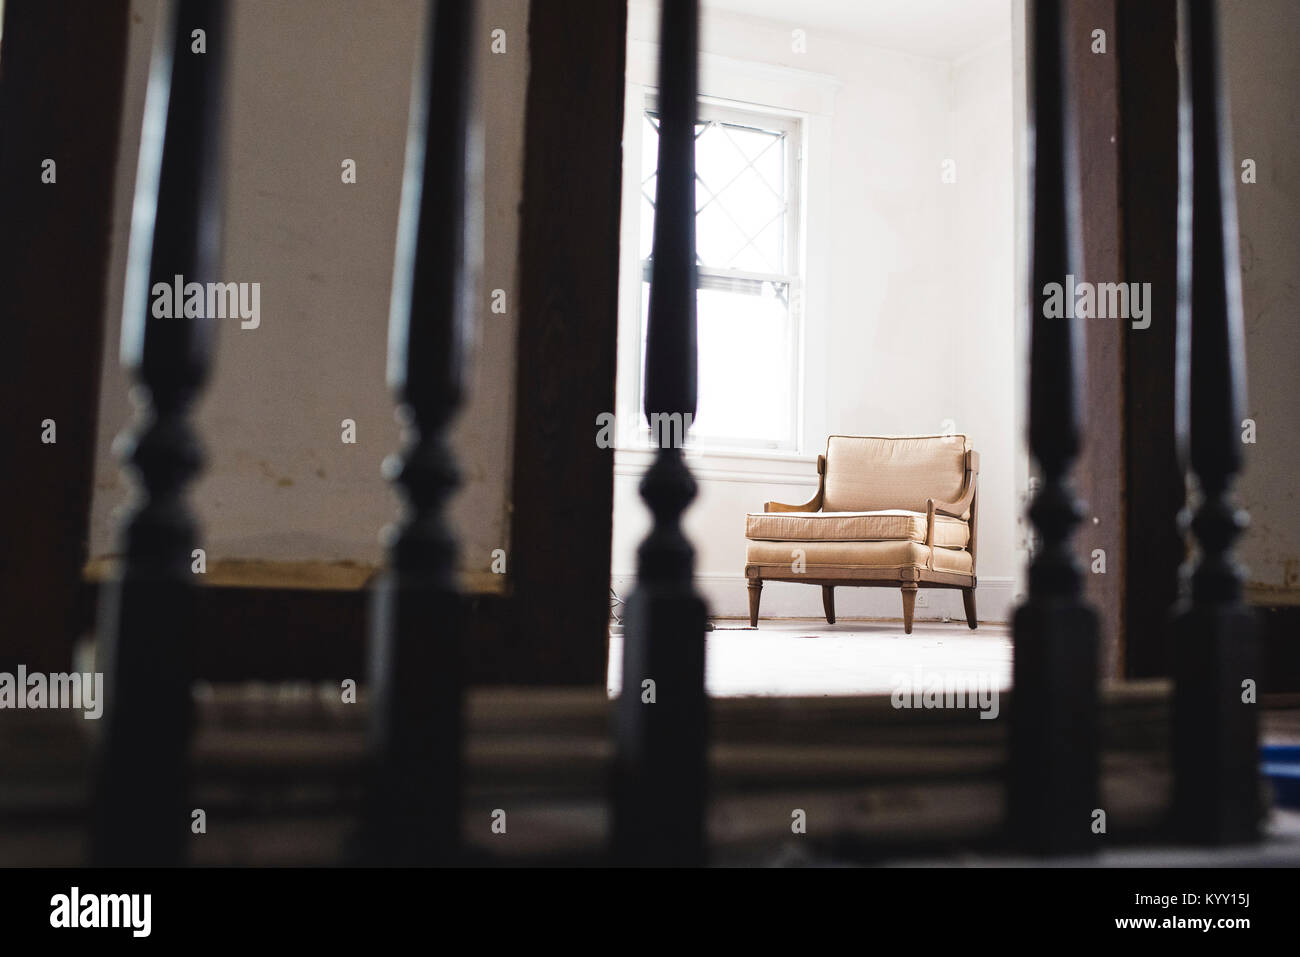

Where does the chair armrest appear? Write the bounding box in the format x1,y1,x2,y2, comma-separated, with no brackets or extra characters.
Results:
929,449,980,518
765,497,819,513
929,486,974,519
923,490,969,562
763,454,825,513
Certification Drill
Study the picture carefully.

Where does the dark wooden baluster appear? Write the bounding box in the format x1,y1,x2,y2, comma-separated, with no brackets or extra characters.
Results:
613,0,709,867
91,0,227,867
361,0,477,866
1007,0,1100,855
1170,0,1260,845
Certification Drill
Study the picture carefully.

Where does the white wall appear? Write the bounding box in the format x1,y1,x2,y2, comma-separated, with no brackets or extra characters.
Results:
88,0,528,588
612,2,1020,622
1223,0,1300,605
950,32,1019,611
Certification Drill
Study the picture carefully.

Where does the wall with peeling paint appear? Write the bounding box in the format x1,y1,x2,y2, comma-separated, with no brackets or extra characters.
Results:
88,0,527,587
83,0,1300,613
1225,0,1300,603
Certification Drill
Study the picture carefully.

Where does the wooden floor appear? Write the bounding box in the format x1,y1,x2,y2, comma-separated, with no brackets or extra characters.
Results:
609,618,1013,697
4,676,1298,866
3,621,1298,865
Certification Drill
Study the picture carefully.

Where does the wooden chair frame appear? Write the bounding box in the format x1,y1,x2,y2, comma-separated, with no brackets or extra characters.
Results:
744,446,980,633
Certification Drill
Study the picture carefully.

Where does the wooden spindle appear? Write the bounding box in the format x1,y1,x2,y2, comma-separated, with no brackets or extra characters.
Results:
91,0,227,867
1170,0,1260,844
612,0,709,867
361,0,478,866
1007,0,1100,855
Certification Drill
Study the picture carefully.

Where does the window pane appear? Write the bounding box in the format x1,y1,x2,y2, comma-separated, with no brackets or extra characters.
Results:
642,110,790,274
693,120,787,272
639,115,659,260
639,174,656,261
635,103,798,450
641,281,793,446
695,201,749,267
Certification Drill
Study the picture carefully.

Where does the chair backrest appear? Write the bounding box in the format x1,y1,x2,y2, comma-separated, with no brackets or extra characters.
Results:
822,434,969,514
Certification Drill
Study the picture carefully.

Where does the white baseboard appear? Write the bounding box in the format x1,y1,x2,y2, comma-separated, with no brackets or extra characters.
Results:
610,573,1018,624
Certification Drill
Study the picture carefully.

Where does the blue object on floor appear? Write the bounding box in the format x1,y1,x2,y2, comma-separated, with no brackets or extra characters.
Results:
1261,745,1300,808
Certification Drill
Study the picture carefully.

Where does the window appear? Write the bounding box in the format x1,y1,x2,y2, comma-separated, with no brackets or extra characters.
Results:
634,98,803,451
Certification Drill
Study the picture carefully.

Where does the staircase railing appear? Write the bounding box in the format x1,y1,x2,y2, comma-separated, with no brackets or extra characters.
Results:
87,0,1265,866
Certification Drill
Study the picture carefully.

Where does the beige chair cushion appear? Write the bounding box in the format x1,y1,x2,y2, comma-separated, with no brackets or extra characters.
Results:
822,434,968,515
745,509,969,548
745,539,973,577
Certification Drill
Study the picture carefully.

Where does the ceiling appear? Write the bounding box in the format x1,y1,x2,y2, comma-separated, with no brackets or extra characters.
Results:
703,0,1012,60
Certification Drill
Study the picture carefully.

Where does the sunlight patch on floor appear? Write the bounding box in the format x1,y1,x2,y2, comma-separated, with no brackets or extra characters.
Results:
607,618,1013,697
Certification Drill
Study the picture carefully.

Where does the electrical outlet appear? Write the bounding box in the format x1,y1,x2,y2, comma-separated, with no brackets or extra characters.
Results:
915,593,928,607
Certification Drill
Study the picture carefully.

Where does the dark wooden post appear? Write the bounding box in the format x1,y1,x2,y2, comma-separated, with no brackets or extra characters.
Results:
1170,0,1260,845
1117,0,1184,680
361,0,477,866
0,0,130,676
613,0,709,867
508,0,628,686
1007,0,1100,855
91,0,227,867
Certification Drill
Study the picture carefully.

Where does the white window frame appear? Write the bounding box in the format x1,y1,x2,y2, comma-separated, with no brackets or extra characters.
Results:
631,95,803,452
616,44,839,467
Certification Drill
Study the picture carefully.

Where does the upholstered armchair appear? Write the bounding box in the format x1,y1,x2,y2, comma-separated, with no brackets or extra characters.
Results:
743,434,979,633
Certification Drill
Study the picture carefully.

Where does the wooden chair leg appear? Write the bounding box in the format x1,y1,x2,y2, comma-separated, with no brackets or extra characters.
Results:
901,584,918,635
962,587,978,629
821,585,836,624
747,579,762,627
